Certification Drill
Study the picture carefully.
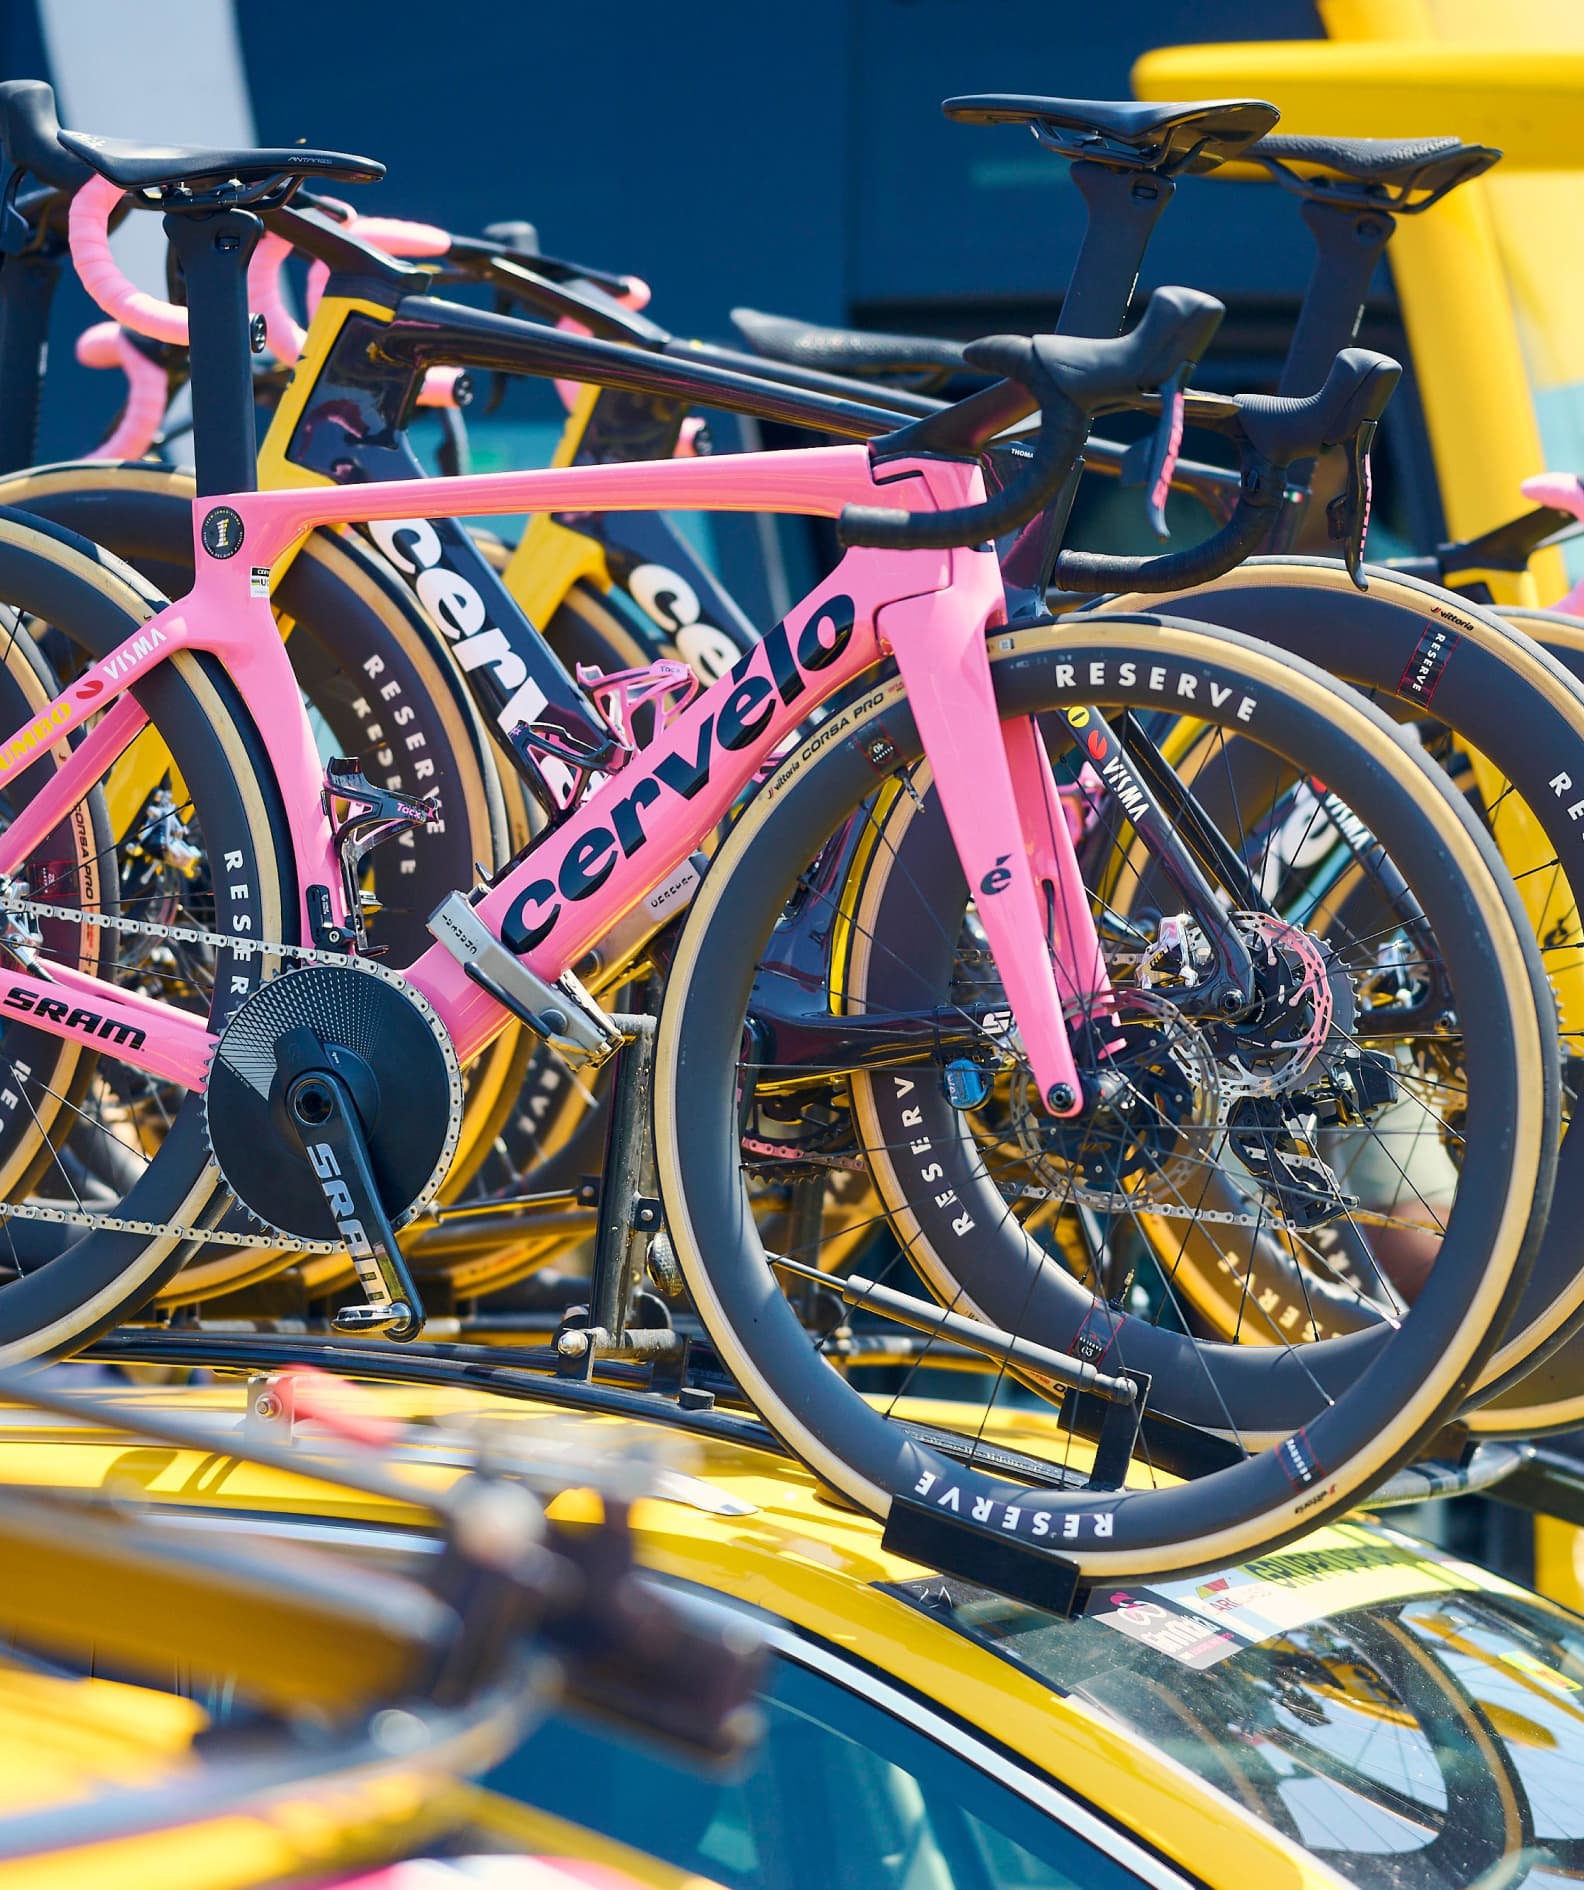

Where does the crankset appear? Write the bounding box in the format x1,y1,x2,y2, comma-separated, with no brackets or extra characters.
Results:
203,962,463,1338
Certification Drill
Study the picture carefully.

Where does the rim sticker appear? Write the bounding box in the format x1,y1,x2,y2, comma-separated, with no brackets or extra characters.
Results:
1398,621,1460,703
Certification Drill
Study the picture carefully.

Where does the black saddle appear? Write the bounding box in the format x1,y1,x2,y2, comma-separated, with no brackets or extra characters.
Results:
943,95,1279,174
57,128,383,195
731,308,968,389
1250,133,1500,210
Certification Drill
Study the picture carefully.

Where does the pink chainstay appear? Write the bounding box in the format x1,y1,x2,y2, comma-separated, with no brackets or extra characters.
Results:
0,444,1110,1118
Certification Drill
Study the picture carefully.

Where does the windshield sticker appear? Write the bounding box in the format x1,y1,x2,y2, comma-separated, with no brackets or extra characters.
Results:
1089,1591,1243,1669
1132,1524,1483,1648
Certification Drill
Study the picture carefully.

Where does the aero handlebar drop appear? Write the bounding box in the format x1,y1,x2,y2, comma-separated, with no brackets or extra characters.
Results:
1053,346,1400,593
836,286,1226,552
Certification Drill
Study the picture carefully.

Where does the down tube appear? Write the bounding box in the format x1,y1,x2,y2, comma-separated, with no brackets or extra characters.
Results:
404,561,894,1061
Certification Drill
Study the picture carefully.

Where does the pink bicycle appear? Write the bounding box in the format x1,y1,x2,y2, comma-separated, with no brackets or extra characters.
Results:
0,125,1553,1583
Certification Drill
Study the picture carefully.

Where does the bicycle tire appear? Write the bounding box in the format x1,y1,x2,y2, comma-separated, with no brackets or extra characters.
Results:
1086,562,1584,1411
655,614,1554,1579
1441,602,1584,1434
0,505,296,1357
0,461,531,1302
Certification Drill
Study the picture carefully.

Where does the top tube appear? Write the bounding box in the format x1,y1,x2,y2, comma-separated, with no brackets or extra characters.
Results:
210,443,889,567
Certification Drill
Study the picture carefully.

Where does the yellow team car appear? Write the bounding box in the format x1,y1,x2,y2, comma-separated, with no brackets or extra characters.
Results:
6,1347,1583,1890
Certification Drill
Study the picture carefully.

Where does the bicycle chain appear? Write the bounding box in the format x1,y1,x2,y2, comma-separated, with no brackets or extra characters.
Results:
1004,1178,1299,1231
2,894,1310,1242
0,890,411,1254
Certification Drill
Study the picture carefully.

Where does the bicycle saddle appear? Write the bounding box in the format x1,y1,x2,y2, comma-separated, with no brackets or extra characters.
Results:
943,95,1278,174
1250,133,1500,210
730,308,968,388
56,129,384,193
0,79,90,191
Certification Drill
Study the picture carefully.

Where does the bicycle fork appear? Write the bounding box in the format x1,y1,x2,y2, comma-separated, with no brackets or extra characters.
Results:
879,582,1112,1117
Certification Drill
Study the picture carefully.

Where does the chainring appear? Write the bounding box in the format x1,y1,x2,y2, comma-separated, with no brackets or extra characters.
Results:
203,962,463,1243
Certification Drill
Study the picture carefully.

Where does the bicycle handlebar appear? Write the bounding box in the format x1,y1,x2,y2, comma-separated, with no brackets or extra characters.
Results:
0,79,89,192
69,176,463,429
1052,346,1400,593
836,286,1226,551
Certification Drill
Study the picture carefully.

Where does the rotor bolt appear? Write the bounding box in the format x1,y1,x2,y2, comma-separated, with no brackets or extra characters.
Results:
1047,1083,1077,1112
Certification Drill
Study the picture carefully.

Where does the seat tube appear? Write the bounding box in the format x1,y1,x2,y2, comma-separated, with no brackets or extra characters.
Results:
880,574,1084,1115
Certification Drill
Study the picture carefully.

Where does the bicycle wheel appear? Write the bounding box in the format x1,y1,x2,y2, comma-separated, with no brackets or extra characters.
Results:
655,614,1554,1580
1443,602,1584,1436
0,461,531,1304
0,506,296,1358
1089,563,1584,1412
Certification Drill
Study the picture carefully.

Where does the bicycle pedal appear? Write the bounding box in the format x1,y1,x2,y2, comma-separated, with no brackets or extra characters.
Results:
331,1299,418,1335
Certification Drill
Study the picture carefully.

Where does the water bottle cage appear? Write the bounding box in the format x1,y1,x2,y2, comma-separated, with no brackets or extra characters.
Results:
510,659,702,828
323,756,443,950
576,658,701,748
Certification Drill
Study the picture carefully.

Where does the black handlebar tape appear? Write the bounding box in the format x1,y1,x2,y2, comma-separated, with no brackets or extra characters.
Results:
837,286,1226,552
1235,347,1401,465
1035,286,1225,409
1053,490,1277,594
836,403,1087,550
0,80,90,192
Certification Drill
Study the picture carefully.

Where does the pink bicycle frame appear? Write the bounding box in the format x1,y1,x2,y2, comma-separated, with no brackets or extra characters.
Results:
0,444,1110,1116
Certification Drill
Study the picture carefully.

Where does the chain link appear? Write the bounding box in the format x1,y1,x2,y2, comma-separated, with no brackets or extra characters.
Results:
1003,1178,1301,1231
0,893,1316,1241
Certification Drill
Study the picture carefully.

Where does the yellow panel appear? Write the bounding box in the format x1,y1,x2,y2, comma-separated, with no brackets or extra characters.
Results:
1133,25,1584,598
1133,42,1584,164
502,381,612,626
1535,1514,1584,1610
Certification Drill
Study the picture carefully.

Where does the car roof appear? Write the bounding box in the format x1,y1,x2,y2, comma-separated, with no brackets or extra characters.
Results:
0,1367,1356,1889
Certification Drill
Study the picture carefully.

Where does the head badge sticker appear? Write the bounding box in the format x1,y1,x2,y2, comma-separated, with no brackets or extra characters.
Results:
201,506,244,559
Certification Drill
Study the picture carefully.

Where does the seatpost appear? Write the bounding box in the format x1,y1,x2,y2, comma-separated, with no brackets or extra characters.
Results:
1278,198,1394,397
161,206,261,496
1004,161,1175,595
0,246,60,474
1058,162,1176,339
0,153,65,474
1267,198,1396,553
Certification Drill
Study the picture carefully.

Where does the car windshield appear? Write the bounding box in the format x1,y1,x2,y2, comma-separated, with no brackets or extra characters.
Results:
896,1519,1584,1890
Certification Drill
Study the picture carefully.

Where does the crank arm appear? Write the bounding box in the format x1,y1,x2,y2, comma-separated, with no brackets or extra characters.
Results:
276,1028,425,1341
